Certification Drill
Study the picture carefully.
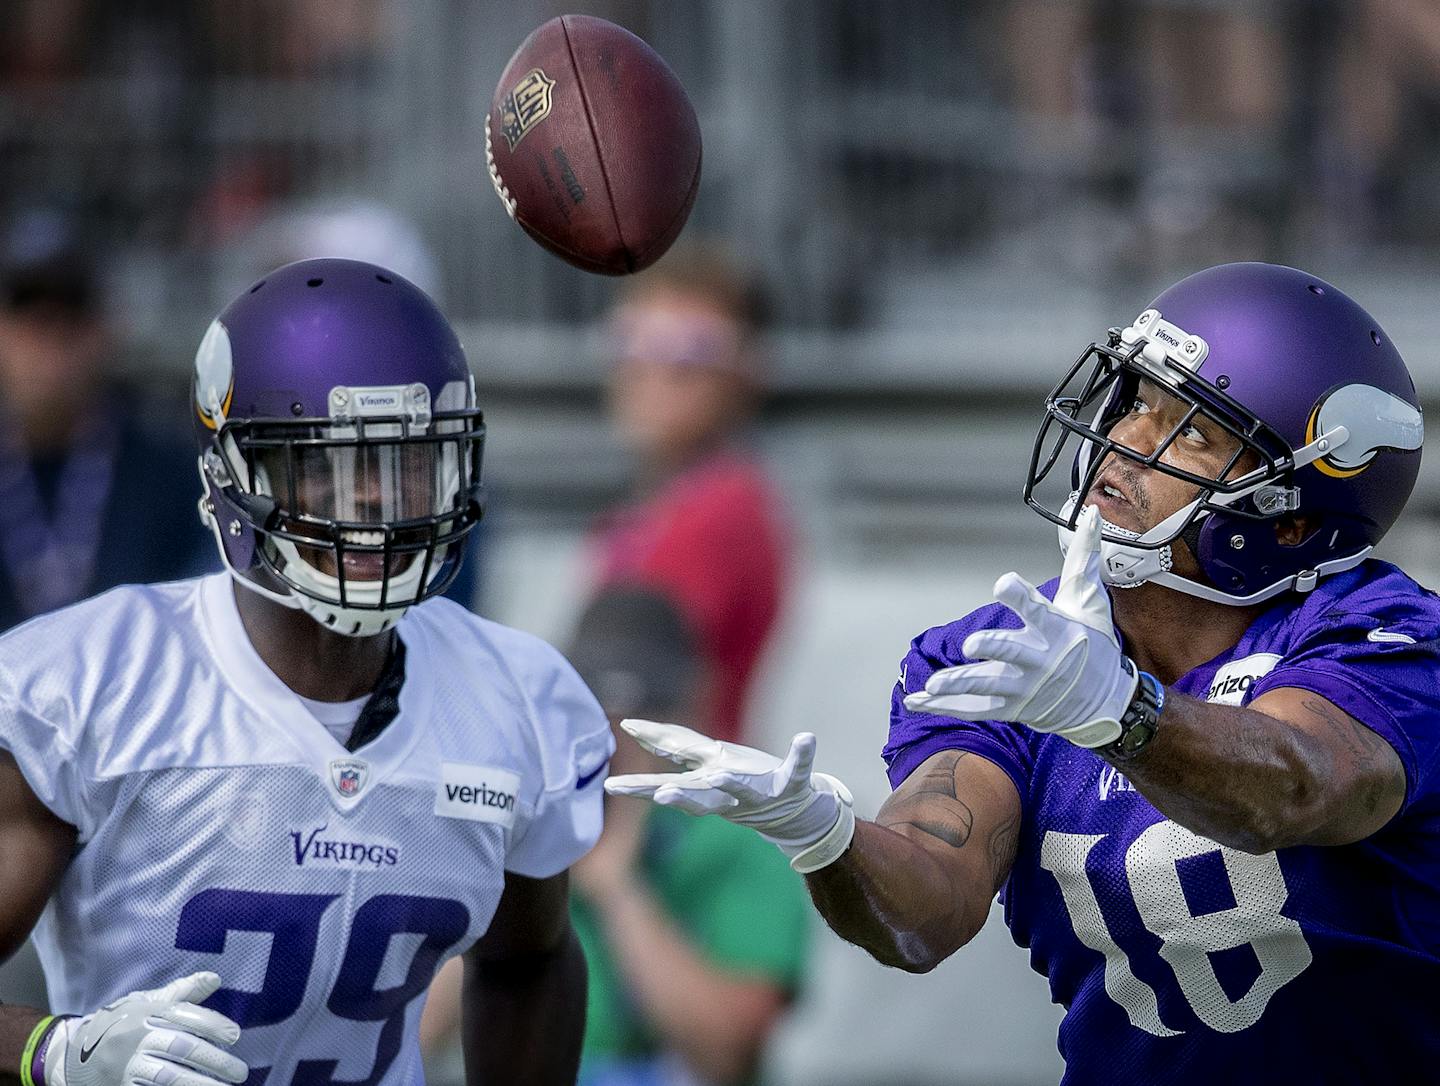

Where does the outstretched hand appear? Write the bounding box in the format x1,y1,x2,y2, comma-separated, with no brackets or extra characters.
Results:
903,505,1138,749
606,719,856,873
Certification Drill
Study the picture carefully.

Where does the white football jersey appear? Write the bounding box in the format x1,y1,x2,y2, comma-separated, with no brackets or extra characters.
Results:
0,573,613,1085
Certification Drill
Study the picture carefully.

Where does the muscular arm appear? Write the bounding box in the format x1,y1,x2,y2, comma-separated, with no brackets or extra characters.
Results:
461,871,586,1086
1110,687,1406,854
804,750,1020,974
0,751,76,1084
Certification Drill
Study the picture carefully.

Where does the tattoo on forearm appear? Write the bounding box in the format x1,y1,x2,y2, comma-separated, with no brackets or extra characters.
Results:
1299,696,1404,817
985,812,1020,891
897,750,969,799
876,751,975,850
903,814,973,849
1300,697,1387,764
807,749,1018,969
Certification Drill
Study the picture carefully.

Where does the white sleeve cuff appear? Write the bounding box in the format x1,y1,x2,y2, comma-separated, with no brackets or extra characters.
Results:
787,794,857,874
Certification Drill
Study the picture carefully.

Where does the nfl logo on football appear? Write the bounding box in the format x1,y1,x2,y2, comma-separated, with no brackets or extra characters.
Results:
500,67,555,150
329,758,370,798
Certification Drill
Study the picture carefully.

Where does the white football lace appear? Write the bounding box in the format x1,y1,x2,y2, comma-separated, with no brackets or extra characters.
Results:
485,122,518,219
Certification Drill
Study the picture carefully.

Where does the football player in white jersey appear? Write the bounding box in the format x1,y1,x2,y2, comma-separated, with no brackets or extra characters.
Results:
0,258,613,1085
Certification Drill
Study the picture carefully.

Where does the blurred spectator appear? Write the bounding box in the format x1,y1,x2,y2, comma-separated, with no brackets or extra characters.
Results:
1328,0,1440,244
996,0,1293,270
1000,1,1289,140
184,1,394,247
587,246,790,745
421,586,810,1086
234,196,444,303
1,0,92,89
203,0,392,79
0,205,213,632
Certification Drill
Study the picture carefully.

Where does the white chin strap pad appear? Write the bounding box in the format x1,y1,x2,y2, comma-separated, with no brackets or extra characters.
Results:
294,593,407,638
1056,494,1182,590
227,559,407,636
266,534,450,637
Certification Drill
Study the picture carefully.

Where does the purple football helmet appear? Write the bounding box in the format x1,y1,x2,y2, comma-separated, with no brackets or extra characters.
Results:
1025,263,1424,605
194,258,485,635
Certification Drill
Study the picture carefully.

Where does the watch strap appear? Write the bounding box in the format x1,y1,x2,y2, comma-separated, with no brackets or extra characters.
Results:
1103,662,1165,760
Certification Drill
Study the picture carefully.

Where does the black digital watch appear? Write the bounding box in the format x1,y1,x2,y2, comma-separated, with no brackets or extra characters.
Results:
1102,663,1165,761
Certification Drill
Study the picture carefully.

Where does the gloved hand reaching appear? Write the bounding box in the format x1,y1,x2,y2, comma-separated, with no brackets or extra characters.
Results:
605,719,856,873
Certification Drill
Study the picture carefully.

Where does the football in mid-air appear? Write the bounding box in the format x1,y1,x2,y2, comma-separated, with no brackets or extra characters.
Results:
485,14,702,275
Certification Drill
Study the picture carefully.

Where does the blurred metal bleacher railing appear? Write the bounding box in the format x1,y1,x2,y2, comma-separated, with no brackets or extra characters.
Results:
5,0,1440,562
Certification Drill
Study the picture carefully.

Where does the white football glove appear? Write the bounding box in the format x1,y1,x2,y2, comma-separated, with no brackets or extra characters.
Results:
604,720,856,873
903,505,1138,749
40,972,248,1086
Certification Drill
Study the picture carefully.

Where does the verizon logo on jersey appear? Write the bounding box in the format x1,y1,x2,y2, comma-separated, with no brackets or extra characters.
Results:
1204,652,1283,706
435,762,521,828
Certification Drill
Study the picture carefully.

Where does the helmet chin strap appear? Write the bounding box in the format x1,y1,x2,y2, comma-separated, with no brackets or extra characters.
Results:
292,592,404,638
1057,411,1354,605
198,481,303,611
225,533,406,637
198,469,407,636
1057,492,1186,589
1056,492,1373,607
226,545,405,636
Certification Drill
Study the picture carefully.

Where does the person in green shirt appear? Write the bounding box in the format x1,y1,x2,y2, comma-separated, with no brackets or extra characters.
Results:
567,586,811,1086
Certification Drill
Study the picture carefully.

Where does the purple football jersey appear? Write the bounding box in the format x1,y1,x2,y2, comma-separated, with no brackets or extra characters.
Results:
886,560,1440,1084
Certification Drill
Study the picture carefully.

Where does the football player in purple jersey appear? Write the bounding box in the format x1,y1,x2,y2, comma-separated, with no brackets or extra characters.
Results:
608,263,1440,1083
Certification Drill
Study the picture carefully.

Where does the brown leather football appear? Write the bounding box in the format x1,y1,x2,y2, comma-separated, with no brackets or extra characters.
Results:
485,15,702,275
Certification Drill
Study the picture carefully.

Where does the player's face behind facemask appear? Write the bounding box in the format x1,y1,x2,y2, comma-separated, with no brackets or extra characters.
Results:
1025,334,1295,584
252,436,448,581
206,413,479,640
1085,377,1278,579
1029,264,1424,605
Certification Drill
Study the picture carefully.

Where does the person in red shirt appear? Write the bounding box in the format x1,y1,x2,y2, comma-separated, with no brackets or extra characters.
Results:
589,247,789,744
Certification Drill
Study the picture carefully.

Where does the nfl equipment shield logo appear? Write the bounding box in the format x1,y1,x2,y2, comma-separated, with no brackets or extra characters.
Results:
500,68,556,150
329,759,370,798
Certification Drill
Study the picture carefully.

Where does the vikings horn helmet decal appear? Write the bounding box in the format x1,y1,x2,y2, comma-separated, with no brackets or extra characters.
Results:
193,258,486,636
1024,263,1423,606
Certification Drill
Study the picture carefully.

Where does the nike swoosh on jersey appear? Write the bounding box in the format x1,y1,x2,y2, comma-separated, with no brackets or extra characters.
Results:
1368,627,1417,644
576,761,609,790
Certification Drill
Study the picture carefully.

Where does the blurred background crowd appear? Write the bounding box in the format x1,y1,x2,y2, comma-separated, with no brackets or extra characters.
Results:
4,1,1440,1084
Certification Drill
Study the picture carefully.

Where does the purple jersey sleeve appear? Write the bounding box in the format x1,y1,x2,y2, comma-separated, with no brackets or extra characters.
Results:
883,583,1057,803
1249,585,1440,814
